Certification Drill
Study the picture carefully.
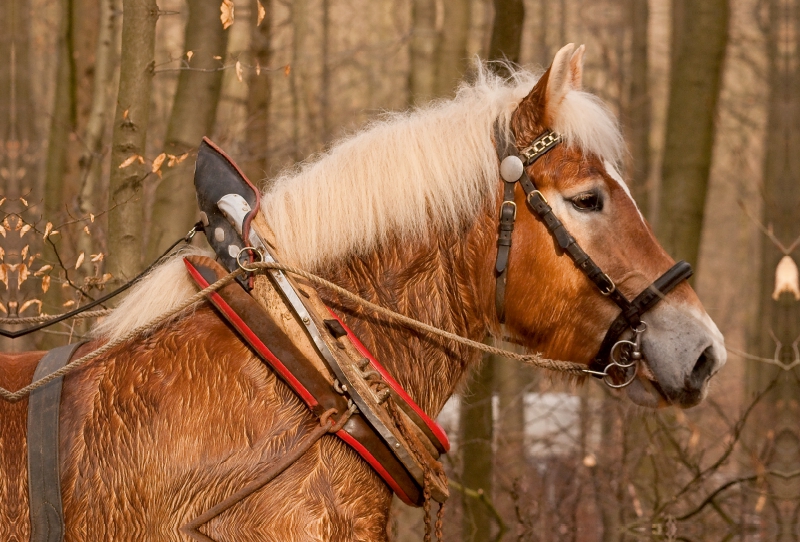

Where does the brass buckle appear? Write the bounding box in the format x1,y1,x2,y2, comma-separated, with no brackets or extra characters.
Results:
599,274,616,295
500,200,517,220
527,190,548,206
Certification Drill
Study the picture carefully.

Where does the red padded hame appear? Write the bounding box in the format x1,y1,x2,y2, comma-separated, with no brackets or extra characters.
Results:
325,308,450,453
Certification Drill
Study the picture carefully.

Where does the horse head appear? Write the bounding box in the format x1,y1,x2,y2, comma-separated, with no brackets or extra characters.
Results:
499,44,726,408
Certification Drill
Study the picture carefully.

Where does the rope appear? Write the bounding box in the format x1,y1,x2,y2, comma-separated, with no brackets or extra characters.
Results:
0,269,244,403
1,258,584,402
0,310,112,325
248,261,586,376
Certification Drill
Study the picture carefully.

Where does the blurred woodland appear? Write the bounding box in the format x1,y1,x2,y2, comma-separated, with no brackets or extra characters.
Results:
0,0,799,540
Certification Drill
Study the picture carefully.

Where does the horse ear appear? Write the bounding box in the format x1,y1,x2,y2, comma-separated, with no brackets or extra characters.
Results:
569,44,585,90
516,43,579,128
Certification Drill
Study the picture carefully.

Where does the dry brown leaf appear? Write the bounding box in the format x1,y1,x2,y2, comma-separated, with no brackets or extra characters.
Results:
0,302,6,314
89,213,95,223
0,226,5,238
118,154,140,169
34,264,52,277
83,225,91,235
284,64,291,77
256,61,261,76
235,60,243,82
0,247,3,260
50,230,60,237
41,275,51,293
19,224,31,237
0,197,6,206
75,252,85,269
152,152,167,173
90,253,104,262
167,154,177,167
213,55,223,60
43,221,53,240
19,299,42,315
63,300,76,308
0,264,7,289
175,152,189,164
18,264,29,286
257,0,266,25
122,109,129,120
19,197,28,206
773,255,800,300
220,0,234,29
186,50,194,61
21,245,28,260
101,273,113,282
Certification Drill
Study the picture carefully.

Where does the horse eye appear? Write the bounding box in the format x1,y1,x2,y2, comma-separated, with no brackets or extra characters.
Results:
571,191,602,212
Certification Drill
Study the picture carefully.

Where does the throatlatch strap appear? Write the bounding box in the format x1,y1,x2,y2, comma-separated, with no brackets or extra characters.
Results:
28,342,85,542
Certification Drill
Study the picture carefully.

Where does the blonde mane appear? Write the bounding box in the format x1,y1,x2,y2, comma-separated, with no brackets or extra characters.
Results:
94,63,625,340
261,63,624,271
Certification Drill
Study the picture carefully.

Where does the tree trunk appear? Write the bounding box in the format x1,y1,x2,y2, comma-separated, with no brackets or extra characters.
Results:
408,0,438,105
434,0,471,97
656,0,728,267
623,0,652,221
243,0,272,184
106,0,158,283
459,4,526,538
459,359,495,542
146,0,228,260
746,0,800,529
488,0,524,68
41,0,76,321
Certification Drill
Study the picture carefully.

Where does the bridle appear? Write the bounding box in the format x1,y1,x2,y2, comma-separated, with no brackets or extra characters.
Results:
494,128,694,387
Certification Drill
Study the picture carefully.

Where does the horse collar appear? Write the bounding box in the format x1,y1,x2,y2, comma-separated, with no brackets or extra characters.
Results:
494,128,693,387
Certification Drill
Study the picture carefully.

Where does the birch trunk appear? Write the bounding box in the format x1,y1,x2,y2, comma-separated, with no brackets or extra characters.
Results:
244,0,273,184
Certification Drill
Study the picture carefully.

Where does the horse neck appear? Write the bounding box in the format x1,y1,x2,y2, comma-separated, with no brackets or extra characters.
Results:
319,209,497,416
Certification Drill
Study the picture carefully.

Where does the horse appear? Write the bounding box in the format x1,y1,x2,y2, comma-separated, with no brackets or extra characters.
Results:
0,44,725,541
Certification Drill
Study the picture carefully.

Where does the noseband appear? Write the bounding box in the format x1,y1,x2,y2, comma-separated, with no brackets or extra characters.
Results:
495,129,693,387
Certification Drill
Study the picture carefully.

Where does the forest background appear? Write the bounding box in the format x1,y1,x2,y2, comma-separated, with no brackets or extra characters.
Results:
0,0,798,540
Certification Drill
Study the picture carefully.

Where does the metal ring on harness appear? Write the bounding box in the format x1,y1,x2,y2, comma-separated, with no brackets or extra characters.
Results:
236,246,263,272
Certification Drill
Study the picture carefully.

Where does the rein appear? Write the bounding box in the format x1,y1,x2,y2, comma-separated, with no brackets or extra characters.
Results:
495,129,693,387
0,226,202,339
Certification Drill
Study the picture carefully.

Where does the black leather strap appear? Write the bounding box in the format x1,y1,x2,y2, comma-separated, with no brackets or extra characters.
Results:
495,127,693,378
28,342,85,542
587,260,693,375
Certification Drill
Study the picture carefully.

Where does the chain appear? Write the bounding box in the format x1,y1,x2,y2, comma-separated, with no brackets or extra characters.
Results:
423,470,432,542
435,501,445,541
519,131,561,164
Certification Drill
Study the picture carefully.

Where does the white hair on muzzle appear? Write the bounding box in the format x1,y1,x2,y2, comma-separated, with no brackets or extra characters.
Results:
261,62,625,271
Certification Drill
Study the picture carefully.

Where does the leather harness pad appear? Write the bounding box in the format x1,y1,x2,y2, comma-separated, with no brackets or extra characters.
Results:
194,138,260,290
27,342,85,542
184,256,424,505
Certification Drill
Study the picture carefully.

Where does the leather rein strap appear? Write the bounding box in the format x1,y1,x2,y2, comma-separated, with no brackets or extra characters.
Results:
494,128,693,379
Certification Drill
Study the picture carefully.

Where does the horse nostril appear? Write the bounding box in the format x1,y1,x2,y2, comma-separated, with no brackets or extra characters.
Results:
690,346,716,386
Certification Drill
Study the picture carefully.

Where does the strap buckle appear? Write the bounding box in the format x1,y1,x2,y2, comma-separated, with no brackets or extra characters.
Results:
500,200,517,220
598,274,616,295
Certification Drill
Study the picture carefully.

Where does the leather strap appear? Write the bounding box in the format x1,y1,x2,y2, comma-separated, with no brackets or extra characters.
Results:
184,256,428,506
587,260,693,375
27,342,85,542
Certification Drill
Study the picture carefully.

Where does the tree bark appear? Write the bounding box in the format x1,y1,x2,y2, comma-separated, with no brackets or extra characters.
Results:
106,0,158,282
408,0,438,105
459,359,495,542
458,4,527,538
623,0,652,221
146,0,228,260
656,0,729,267
434,0,471,97
488,0,524,68
746,2,800,525
243,0,273,184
